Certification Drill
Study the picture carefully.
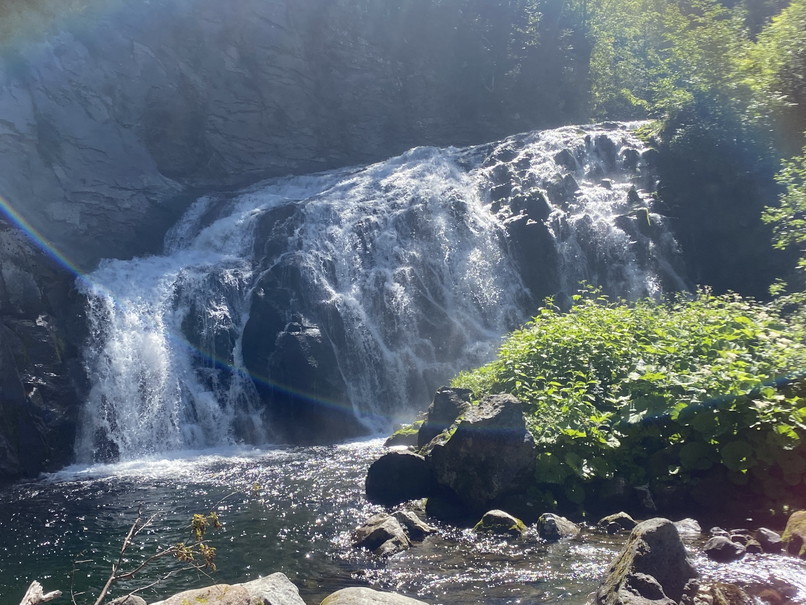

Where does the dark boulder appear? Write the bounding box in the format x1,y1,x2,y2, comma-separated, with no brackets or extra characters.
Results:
426,394,536,513
704,536,746,562
417,387,472,447
366,451,438,506
596,518,698,605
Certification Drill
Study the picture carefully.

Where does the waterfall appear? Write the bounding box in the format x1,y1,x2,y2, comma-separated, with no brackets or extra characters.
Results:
75,122,688,461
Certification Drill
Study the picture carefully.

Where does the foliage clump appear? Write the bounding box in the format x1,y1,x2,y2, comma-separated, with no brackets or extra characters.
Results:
452,288,806,513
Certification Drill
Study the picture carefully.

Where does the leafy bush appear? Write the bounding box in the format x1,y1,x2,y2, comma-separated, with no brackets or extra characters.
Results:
452,288,806,513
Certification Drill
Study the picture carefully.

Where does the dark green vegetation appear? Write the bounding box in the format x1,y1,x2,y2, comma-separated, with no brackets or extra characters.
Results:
452,289,806,516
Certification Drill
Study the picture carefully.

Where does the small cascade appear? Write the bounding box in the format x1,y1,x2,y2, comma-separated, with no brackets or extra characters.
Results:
76,122,688,461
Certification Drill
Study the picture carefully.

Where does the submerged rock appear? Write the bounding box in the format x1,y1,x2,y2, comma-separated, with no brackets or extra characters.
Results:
320,587,430,604
536,513,580,541
781,510,806,558
426,394,536,512
596,518,698,605
473,510,526,538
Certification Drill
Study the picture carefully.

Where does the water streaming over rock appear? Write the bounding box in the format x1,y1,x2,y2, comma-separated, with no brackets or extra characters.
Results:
76,122,688,462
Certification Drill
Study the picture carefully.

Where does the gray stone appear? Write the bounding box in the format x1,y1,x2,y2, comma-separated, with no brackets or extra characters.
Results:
536,513,580,541
704,536,746,562
674,518,701,538
426,394,536,512
596,518,698,605
352,514,411,556
243,573,306,605
754,527,783,553
150,584,250,605
781,510,806,558
392,510,436,542
320,587,429,604
473,509,526,538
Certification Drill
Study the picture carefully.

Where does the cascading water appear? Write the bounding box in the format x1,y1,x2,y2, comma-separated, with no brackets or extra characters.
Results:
76,122,688,462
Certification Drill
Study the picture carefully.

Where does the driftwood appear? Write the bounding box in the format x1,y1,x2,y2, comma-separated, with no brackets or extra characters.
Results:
19,581,62,605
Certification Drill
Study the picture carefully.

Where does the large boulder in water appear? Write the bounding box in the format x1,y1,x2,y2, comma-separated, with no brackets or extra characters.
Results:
596,518,698,605
366,451,438,505
425,394,536,512
150,573,305,605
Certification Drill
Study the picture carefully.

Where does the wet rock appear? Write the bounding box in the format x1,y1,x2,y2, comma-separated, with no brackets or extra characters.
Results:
473,510,526,538
320,587,430,604
709,527,730,538
554,148,578,171
781,510,806,558
598,512,638,533
417,387,472,447
352,513,411,556
537,513,580,541
392,510,436,542
704,536,746,562
754,527,783,553
744,539,763,554
426,394,537,512
622,148,641,171
674,518,702,538
384,422,421,447
596,518,698,605
365,451,438,506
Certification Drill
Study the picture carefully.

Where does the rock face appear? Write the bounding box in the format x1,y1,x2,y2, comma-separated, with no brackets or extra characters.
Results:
0,224,85,482
596,518,698,605
426,394,537,513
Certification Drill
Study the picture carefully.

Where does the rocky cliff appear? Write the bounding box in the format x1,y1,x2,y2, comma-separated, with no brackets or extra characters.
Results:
0,0,575,481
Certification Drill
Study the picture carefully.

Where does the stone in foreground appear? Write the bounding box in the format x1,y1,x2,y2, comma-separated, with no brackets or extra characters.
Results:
150,573,305,605
321,587,429,604
596,518,698,605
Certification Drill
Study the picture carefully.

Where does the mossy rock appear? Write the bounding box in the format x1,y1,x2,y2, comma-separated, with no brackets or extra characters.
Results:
473,509,526,537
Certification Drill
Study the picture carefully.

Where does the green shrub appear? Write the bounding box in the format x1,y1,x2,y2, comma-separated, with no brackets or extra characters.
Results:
452,287,806,512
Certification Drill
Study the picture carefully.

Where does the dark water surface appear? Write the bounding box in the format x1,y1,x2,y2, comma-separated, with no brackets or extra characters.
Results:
1,440,804,604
